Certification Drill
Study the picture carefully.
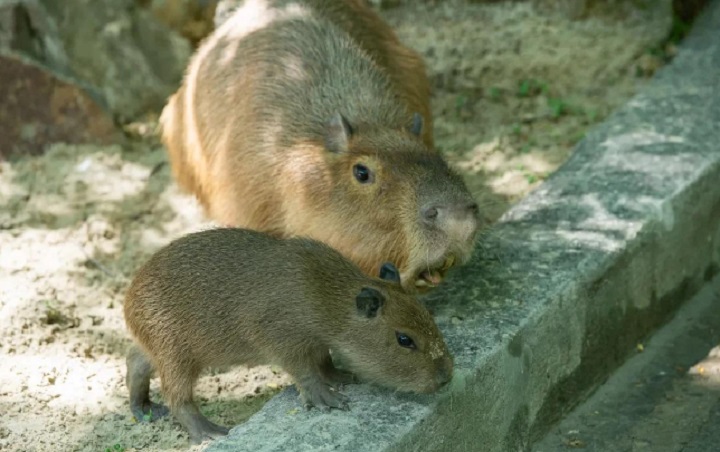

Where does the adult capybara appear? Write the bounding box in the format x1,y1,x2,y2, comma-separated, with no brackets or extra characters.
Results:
124,227,453,444
160,0,481,292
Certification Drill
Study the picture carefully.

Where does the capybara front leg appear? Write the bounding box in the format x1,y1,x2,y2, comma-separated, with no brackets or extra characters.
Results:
319,353,356,389
288,355,350,411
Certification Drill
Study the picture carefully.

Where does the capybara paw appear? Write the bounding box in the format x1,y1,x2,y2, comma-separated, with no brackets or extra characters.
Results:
301,383,349,411
188,422,230,445
130,401,170,423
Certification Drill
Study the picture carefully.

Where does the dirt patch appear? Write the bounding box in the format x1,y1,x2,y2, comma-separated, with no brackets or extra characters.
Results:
0,1,674,451
0,143,288,451
385,0,672,219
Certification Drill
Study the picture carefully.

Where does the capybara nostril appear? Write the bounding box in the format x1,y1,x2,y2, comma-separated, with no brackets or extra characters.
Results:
422,205,439,223
435,357,454,387
467,202,480,217
422,201,478,227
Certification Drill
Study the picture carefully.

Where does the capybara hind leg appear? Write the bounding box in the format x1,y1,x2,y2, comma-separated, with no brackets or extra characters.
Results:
174,402,230,445
126,345,170,422
161,363,229,444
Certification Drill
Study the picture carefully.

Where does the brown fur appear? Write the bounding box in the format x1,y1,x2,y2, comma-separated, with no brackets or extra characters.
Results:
160,0,480,293
123,227,453,444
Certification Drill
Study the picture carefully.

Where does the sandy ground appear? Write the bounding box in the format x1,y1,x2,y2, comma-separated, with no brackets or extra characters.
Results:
0,1,673,451
385,0,673,219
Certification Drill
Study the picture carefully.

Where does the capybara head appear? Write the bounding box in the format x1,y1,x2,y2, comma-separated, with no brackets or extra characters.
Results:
335,262,454,393
290,112,480,293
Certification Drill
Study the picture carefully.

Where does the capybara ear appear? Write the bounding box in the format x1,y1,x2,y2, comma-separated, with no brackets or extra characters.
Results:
379,262,401,284
356,287,385,318
407,112,423,137
325,112,354,153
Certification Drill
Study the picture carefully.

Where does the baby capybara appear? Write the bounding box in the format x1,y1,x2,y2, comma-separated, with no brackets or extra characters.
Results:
124,228,454,444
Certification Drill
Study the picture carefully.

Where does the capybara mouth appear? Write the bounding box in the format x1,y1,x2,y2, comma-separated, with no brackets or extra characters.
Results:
414,254,456,289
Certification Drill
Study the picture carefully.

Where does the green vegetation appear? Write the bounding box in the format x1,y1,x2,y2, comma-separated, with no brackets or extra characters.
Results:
547,97,568,118
517,79,548,98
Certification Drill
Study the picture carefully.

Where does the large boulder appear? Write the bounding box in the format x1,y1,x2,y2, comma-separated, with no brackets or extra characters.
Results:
0,53,122,159
139,0,218,46
0,0,193,123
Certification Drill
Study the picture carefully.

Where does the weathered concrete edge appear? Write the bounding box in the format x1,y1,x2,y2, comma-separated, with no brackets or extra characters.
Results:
205,2,720,451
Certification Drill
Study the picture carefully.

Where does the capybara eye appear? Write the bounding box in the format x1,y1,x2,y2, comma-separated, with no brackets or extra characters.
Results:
395,332,416,349
353,164,373,183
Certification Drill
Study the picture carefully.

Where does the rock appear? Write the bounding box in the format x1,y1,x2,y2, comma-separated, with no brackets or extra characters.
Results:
0,53,122,159
140,0,218,46
0,0,193,123
673,0,711,23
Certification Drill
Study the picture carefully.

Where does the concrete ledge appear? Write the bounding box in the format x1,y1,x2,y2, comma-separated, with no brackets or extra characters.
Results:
205,2,720,451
